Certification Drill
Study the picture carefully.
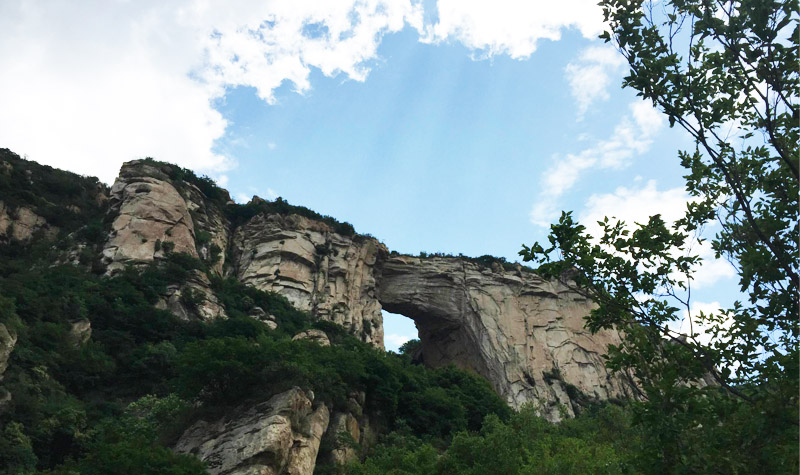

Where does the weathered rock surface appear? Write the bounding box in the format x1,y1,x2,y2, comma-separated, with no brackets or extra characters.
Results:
292,329,331,347
97,160,637,421
180,181,231,275
0,201,53,241
0,323,16,380
155,270,227,321
68,319,92,347
103,161,198,271
377,256,638,420
174,387,329,475
231,213,386,348
103,161,228,321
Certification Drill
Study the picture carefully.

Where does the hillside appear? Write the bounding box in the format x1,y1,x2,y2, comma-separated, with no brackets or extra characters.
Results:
0,149,788,474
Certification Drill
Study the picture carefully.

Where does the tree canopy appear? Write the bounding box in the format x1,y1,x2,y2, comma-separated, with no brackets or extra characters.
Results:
521,0,798,472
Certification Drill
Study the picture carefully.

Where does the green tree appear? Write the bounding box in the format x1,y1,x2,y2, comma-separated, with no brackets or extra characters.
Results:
521,0,797,472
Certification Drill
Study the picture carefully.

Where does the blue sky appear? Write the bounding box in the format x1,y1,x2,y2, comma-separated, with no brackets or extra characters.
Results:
0,0,738,351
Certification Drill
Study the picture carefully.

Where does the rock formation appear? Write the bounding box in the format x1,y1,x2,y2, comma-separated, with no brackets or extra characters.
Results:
103,162,200,270
0,323,16,380
377,256,638,420
230,213,386,348
102,160,228,321
98,159,636,420
0,201,54,241
174,387,329,475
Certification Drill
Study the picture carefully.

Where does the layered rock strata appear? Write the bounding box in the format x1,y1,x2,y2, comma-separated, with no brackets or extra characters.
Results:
377,256,638,420
174,388,329,475
99,160,636,419
230,213,386,347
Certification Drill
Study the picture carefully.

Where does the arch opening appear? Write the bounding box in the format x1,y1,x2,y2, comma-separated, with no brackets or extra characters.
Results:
381,310,418,353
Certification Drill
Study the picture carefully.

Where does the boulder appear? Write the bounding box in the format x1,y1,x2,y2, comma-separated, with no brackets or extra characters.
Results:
174,387,329,475
292,330,331,347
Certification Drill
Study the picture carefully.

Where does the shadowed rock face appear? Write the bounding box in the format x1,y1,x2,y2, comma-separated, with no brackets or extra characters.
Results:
377,256,639,420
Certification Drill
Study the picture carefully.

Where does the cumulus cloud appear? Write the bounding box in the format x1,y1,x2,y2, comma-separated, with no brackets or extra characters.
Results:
423,0,604,58
385,333,414,351
530,100,664,226
565,45,626,118
578,180,736,289
0,0,618,184
0,0,422,183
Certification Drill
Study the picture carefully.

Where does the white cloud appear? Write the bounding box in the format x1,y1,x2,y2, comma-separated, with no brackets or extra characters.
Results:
579,180,688,233
530,100,664,226
578,180,736,289
423,0,604,58
385,333,413,351
0,0,423,183
565,45,626,117
234,193,251,204
265,188,279,200
0,0,619,185
678,301,725,345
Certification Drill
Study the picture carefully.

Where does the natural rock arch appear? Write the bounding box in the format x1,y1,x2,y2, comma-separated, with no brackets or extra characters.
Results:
377,255,638,420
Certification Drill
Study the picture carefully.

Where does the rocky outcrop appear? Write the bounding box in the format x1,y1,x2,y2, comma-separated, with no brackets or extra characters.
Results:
103,161,228,321
179,181,231,276
174,387,329,475
97,160,636,421
103,161,199,271
377,256,638,420
292,329,331,347
68,319,92,347
0,201,54,241
231,213,386,348
0,323,16,380
155,270,227,321
323,391,374,467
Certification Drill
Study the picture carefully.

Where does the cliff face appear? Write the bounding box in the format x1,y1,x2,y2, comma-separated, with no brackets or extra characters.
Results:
378,256,637,419
95,159,635,419
231,213,386,348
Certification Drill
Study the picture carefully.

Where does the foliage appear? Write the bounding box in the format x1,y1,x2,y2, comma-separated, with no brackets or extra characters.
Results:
413,251,537,274
521,0,798,472
225,196,357,235
345,404,642,475
0,222,510,472
0,149,107,235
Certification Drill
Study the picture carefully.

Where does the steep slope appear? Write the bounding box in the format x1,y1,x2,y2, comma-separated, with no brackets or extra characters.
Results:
0,152,636,421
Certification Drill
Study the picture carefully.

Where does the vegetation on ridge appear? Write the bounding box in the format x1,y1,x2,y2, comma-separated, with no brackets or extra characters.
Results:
139,156,357,236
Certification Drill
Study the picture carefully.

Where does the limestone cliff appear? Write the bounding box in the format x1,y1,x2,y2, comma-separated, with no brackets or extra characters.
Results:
230,213,386,348
377,256,638,420
103,161,203,270
97,159,636,420
102,160,228,321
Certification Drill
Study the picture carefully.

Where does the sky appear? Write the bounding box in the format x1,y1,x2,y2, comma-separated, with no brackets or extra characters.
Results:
0,0,738,351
